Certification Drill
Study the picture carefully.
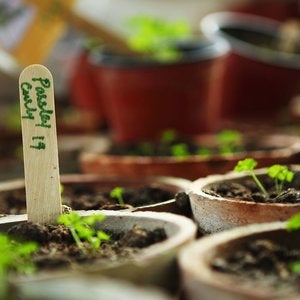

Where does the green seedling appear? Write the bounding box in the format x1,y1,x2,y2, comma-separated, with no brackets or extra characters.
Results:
234,158,268,196
170,143,190,158
58,212,110,254
286,213,300,275
126,15,191,61
234,158,295,198
216,129,242,154
267,164,294,194
110,186,125,205
0,233,38,297
160,129,177,144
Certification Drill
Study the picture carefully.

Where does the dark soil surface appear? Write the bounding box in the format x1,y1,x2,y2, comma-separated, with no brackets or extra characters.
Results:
205,172,300,204
7,221,167,271
107,137,276,157
0,184,174,215
211,239,300,296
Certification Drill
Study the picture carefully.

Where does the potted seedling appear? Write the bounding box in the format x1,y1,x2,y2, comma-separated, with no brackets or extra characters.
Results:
86,15,229,143
200,12,300,125
188,157,300,233
178,213,300,299
79,129,300,180
9,64,197,298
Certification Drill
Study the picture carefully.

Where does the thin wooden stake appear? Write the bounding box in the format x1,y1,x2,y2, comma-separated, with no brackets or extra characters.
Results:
19,64,62,224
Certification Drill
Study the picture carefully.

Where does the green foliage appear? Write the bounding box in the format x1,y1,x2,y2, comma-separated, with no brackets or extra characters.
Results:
196,147,213,157
267,164,294,194
58,212,110,254
286,213,300,232
110,186,125,205
160,129,177,144
0,233,38,297
170,143,190,158
234,158,268,196
126,15,192,62
216,129,242,154
234,159,295,198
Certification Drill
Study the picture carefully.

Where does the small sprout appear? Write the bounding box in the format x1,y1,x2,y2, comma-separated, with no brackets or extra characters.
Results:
196,147,213,157
267,164,294,194
58,212,110,254
170,143,190,158
0,233,38,297
286,213,300,232
160,129,177,144
286,214,300,276
217,130,242,154
234,158,268,196
110,186,125,205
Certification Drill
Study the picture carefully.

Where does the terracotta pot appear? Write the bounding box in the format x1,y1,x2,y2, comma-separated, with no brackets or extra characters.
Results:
200,12,300,124
79,133,300,180
178,221,299,300
89,39,229,143
2,210,197,292
188,165,300,234
0,173,191,215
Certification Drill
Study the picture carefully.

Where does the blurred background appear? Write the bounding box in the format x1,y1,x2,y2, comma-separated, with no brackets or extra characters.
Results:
0,0,299,180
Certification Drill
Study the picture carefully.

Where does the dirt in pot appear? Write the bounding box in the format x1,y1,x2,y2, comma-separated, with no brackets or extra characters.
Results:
205,171,300,204
0,184,174,214
107,129,283,158
7,218,167,271
211,239,300,297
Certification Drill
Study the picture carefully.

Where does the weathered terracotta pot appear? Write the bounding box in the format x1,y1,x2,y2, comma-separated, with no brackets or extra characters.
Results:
179,221,299,300
79,134,300,180
188,165,300,233
0,173,190,215
2,210,197,291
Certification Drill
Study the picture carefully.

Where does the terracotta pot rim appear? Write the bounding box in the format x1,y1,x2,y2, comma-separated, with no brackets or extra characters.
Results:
189,165,300,207
179,221,289,299
200,12,300,69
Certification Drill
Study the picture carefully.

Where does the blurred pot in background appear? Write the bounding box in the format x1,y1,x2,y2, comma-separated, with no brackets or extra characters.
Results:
201,12,300,125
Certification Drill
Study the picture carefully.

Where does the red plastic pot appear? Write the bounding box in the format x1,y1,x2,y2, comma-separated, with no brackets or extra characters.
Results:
90,40,229,143
201,12,300,124
69,50,105,128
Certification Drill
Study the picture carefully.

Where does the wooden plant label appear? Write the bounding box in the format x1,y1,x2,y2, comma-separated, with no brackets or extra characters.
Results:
19,64,62,224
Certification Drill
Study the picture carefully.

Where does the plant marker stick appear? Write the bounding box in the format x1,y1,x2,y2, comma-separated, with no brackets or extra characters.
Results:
19,64,62,224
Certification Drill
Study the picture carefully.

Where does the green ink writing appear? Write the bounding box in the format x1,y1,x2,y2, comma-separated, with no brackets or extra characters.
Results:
30,136,46,150
20,82,37,120
35,85,53,128
32,77,51,89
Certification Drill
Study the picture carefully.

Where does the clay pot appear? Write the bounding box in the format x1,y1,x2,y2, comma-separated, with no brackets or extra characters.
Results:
14,275,173,300
178,221,299,300
0,173,190,215
188,165,300,234
2,210,197,292
89,39,229,143
79,133,300,180
200,12,300,124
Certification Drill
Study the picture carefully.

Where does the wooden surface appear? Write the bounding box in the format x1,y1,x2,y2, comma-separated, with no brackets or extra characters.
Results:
19,64,62,224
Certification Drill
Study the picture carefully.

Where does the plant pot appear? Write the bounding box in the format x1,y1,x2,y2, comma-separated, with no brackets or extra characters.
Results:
178,221,300,300
79,133,300,180
188,165,300,234
0,173,191,216
14,275,173,300
89,39,229,143
69,50,106,129
200,12,300,124
1,210,197,292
